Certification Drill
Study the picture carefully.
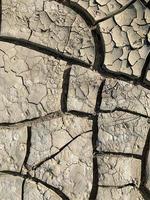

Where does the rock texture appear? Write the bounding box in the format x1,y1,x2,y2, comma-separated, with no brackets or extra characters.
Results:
67,65,104,113
24,180,62,200
0,127,27,171
0,0,149,200
100,1,150,78
1,0,95,64
100,78,150,117
0,175,23,200
97,111,149,155
97,155,141,186
0,41,69,122
97,186,144,200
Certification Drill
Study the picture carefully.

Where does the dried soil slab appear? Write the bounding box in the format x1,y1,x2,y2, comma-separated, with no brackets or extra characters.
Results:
24,180,62,200
97,155,141,186
97,186,144,200
67,65,103,113
99,1,149,77
71,0,134,21
0,41,69,123
0,175,23,200
97,111,149,155
27,115,92,166
100,78,150,117
1,0,95,64
0,127,27,171
28,116,93,200
34,139,93,199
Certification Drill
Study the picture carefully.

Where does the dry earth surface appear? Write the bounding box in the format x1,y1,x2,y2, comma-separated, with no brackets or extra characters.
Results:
0,0,150,199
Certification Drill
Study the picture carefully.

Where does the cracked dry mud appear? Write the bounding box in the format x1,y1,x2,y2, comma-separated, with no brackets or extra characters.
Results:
0,0,149,200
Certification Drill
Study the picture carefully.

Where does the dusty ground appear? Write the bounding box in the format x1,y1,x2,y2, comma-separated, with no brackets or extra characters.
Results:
0,0,149,199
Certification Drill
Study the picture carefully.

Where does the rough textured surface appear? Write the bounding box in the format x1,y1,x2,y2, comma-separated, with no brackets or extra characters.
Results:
0,127,27,171
34,130,93,200
97,111,149,155
0,175,23,200
97,186,144,200
100,1,150,77
100,78,150,117
27,116,93,200
71,0,134,21
0,41,68,122
27,115,92,166
24,180,62,200
0,0,150,199
97,155,141,186
67,65,104,113
1,0,95,64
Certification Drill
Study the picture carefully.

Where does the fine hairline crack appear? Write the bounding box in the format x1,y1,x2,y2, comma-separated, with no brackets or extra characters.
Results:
31,129,92,170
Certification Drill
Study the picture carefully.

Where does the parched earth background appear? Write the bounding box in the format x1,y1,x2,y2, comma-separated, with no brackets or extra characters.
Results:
0,0,149,199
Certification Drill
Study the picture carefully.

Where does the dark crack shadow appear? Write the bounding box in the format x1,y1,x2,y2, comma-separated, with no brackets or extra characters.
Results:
0,36,91,68
95,80,105,114
98,183,136,189
21,178,26,200
91,26,105,72
141,52,150,85
139,129,150,199
89,117,99,200
0,171,70,200
96,151,142,160
140,186,150,200
61,68,71,112
140,0,150,8
67,110,94,119
89,81,105,200
140,129,150,186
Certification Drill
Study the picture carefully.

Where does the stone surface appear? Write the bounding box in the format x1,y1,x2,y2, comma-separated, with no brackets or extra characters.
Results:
24,180,62,200
0,41,68,123
97,186,144,200
128,50,140,65
0,175,23,200
27,115,92,166
33,117,93,200
97,111,149,155
0,0,149,199
114,5,137,26
100,78,150,117
97,155,141,186
99,1,150,77
71,0,133,21
67,65,103,113
0,127,27,171
1,0,95,64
